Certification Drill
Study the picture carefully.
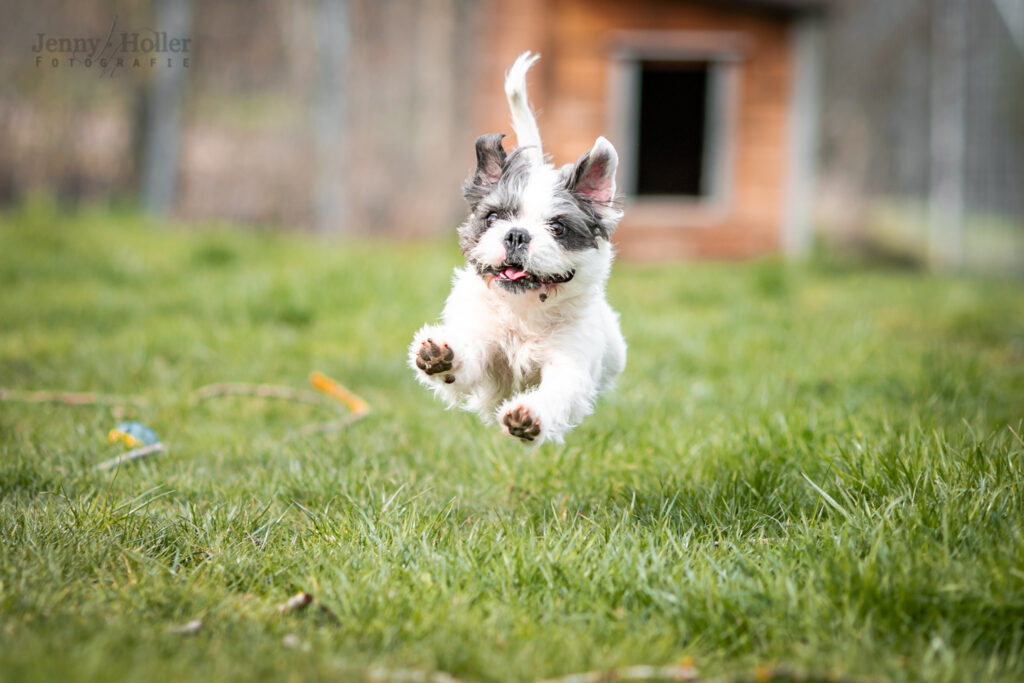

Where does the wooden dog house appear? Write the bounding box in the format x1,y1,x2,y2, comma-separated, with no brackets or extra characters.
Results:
475,0,826,260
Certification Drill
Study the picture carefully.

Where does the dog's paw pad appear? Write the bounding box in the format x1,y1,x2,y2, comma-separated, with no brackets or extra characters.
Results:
502,405,541,442
415,339,455,377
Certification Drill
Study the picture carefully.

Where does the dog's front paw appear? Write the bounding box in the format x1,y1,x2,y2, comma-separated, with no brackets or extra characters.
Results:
502,404,541,442
415,338,456,384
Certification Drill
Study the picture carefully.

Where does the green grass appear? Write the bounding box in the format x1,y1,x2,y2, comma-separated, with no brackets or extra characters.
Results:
2,200,1023,683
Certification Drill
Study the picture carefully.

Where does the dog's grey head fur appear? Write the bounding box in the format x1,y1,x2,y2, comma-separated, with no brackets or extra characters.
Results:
458,134,622,296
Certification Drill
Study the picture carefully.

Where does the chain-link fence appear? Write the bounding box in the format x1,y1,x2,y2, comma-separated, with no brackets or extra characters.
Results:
817,0,1024,271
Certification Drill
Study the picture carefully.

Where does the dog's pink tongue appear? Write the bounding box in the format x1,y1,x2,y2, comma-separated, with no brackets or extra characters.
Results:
503,267,528,281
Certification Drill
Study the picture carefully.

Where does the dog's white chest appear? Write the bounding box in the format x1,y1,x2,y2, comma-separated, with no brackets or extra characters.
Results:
491,316,546,390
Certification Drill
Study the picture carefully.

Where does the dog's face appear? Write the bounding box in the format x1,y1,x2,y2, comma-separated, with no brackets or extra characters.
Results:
458,134,621,297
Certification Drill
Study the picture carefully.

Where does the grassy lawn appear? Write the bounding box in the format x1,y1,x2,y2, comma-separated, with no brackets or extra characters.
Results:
2,201,1023,683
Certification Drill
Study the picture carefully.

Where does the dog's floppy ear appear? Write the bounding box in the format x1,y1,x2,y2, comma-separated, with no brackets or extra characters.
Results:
567,136,618,205
463,133,507,205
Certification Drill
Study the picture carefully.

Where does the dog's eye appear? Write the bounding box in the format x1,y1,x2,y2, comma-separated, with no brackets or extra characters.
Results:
549,220,566,237
486,213,499,227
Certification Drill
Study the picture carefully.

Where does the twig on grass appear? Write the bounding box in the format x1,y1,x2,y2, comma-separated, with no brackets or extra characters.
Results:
13,372,369,473
193,383,326,405
366,669,461,683
0,388,147,407
538,664,882,683
194,372,371,441
93,443,164,471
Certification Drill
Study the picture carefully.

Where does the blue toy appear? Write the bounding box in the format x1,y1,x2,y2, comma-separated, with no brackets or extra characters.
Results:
108,421,160,448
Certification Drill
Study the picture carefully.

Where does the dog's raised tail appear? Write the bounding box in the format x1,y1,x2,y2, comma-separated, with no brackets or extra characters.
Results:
504,52,543,163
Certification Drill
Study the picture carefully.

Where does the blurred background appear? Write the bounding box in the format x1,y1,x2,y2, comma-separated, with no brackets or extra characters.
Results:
1,0,1022,271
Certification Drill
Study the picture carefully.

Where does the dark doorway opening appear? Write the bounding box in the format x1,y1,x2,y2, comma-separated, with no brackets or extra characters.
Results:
635,61,709,197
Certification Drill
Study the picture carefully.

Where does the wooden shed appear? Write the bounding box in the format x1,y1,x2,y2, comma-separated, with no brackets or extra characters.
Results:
474,0,826,260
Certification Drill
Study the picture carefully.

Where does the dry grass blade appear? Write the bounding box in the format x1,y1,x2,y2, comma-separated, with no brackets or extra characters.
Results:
538,664,698,683
165,619,202,635
366,668,461,683
277,592,313,614
93,443,165,471
539,664,883,683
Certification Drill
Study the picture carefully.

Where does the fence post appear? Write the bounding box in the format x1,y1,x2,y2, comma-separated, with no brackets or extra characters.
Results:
313,0,351,234
140,0,192,216
928,0,967,269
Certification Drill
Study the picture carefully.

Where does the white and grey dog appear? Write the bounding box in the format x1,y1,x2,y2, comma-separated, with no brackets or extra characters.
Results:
409,52,626,445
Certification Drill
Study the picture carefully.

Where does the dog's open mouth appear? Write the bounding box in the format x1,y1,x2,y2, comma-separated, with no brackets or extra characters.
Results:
482,263,575,290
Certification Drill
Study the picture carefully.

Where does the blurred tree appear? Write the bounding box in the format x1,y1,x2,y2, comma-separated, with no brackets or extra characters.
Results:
141,0,192,215
313,0,350,233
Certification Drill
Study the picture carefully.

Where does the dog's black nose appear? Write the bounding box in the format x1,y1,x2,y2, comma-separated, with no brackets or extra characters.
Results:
503,228,531,252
